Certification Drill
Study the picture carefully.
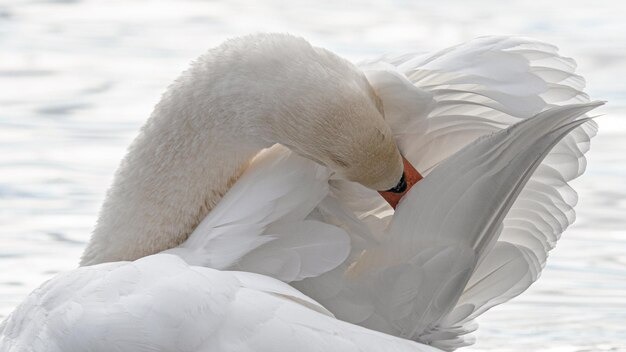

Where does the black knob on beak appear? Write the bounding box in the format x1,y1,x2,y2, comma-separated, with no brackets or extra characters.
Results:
385,173,407,194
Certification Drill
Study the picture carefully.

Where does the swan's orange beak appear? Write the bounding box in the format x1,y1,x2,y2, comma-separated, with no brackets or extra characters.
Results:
378,157,422,209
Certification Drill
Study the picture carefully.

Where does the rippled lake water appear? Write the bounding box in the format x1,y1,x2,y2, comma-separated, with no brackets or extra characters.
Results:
1,0,625,350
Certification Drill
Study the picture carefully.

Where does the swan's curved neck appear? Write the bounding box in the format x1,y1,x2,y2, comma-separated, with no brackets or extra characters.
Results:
80,69,271,265
79,33,385,266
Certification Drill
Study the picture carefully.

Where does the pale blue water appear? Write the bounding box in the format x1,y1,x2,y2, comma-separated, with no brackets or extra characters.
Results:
1,0,625,350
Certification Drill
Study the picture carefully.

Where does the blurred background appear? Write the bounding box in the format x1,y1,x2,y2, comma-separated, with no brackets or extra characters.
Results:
1,0,624,350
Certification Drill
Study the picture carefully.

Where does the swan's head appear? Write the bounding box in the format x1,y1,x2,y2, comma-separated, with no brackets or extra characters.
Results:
301,95,405,192
260,37,405,192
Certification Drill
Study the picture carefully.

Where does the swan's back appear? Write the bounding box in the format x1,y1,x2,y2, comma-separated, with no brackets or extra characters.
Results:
0,254,439,352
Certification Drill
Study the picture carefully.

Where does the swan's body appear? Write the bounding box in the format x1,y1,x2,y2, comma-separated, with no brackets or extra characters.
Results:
1,254,439,352
0,35,601,351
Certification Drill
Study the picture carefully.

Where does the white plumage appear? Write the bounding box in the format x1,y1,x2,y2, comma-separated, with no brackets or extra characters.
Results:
0,254,438,352
0,35,602,351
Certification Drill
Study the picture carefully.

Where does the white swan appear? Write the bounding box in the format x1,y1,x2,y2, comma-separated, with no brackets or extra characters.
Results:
0,34,602,351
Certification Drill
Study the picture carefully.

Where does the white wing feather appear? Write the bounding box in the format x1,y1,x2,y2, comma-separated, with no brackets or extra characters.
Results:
165,144,351,282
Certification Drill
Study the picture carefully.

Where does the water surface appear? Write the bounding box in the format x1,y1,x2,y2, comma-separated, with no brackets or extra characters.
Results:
1,0,625,350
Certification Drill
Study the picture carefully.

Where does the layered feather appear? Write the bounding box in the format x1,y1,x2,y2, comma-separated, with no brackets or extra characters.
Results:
165,145,351,282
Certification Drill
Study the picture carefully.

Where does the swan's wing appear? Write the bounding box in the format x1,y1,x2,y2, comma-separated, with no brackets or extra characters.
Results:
372,104,600,350
0,254,439,352
372,37,600,349
295,103,600,351
165,144,351,282
382,35,595,173
298,37,599,350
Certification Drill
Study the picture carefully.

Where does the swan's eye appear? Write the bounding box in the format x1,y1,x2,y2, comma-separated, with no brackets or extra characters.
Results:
385,173,407,193
329,154,350,168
